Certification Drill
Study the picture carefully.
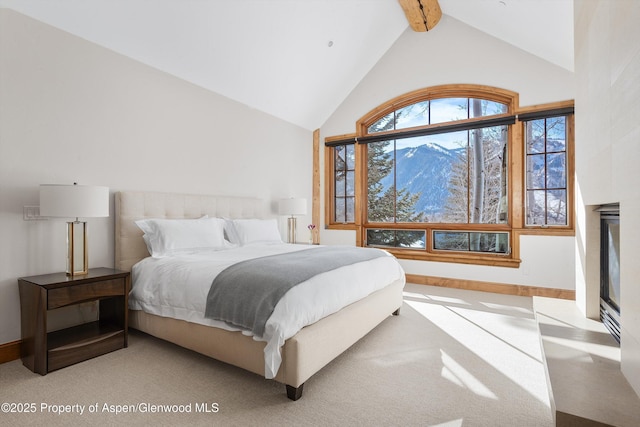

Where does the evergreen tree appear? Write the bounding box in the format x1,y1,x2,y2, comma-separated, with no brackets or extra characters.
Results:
366,111,426,246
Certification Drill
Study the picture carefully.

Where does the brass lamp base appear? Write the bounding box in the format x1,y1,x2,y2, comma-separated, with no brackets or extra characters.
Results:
67,221,88,276
287,216,297,243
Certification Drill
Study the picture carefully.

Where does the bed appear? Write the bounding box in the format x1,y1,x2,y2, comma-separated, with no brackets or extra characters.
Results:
114,191,405,400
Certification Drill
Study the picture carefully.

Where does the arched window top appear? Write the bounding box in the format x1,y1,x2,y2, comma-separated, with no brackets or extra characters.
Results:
367,98,509,133
359,84,519,135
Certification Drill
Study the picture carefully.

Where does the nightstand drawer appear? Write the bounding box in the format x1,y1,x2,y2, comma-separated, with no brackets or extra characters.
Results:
48,278,125,310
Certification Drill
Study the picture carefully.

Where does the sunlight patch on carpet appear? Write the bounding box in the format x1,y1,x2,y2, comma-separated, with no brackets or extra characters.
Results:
440,350,498,400
405,297,550,407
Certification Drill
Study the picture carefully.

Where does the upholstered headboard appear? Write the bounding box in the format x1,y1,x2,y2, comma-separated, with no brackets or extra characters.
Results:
114,191,266,272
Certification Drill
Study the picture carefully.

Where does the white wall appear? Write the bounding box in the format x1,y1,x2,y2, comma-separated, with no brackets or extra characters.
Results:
0,9,313,344
574,0,640,397
320,15,576,290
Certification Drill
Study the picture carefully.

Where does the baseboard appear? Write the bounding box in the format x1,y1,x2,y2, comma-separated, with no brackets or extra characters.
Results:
405,274,575,300
0,340,21,364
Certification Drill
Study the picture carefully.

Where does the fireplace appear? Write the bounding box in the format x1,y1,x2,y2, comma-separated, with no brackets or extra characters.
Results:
599,203,620,342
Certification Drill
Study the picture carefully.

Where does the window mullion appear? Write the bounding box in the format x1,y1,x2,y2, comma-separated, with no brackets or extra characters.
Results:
393,139,398,223
467,132,471,223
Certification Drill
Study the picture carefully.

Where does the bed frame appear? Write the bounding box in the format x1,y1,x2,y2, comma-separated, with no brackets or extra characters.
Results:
114,191,404,400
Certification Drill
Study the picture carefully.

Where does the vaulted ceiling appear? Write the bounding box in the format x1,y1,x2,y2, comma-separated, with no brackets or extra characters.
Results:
0,0,574,130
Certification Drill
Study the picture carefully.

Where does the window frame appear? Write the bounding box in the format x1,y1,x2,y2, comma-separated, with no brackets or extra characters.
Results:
519,106,575,234
325,136,359,230
332,142,356,224
324,85,574,267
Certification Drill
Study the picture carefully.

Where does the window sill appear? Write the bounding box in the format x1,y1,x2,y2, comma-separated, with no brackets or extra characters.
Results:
517,227,575,237
326,223,356,231
381,248,522,268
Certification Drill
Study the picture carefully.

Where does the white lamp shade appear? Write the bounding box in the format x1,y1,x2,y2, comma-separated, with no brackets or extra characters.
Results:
278,198,307,216
40,184,109,218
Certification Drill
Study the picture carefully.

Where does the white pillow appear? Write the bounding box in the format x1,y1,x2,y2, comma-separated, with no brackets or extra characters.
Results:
223,218,241,245
135,217,227,257
231,218,282,245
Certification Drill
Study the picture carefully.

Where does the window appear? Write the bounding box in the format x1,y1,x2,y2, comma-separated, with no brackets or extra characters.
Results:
524,116,568,226
364,96,512,256
324,85,574,266
333,143,355,223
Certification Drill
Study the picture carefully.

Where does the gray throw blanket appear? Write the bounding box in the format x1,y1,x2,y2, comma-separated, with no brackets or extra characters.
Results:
204,246,387,337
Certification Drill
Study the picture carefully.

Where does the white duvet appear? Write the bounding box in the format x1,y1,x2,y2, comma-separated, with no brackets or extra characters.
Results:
130,243,405,379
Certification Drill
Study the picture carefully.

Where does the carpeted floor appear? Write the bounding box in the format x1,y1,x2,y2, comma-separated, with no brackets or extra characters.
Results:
0,283,553,426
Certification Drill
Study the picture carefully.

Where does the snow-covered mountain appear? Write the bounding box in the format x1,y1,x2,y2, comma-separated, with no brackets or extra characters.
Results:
380,143,462,218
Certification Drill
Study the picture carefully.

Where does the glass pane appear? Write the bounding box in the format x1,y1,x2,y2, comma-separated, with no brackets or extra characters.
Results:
346,171,355,196
335,145,355,217
430,98,469,124
368,140,395,222
434,232,469,251
366,229,426,249
434,231,509,253
467,126,508,224
546,189,567,225
546,117,566,152
345,144,355,169
393,136,435,223
346,197,355,223
366,125,508,225
335,146,346,171
526,190,546,225
335,172,345,196
469,98,508,117
546,153,566,188
368,112,395,133
335,197,345,222
526,154,545,189
395,101,429,130
526,120,545,154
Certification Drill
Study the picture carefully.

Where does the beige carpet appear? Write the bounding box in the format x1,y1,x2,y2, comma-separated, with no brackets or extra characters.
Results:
0,283,553,426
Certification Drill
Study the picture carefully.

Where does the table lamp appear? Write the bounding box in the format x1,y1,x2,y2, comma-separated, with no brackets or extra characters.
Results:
40,183,109,276
278,198,307,243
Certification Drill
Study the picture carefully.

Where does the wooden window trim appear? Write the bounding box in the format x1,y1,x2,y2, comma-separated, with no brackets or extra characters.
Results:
324,134,358,229
357,84,520,131
518,100,575,235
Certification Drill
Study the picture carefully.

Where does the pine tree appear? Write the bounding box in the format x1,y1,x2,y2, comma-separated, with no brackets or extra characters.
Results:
366,114,426,247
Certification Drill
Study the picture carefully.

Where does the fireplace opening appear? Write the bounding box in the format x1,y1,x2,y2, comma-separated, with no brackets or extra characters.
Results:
599,203,620,343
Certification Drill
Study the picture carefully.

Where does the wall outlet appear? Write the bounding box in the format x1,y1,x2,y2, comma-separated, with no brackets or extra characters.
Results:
23,205,45,220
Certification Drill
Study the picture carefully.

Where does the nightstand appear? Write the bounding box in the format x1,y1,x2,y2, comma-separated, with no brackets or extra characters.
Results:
18,268,130,375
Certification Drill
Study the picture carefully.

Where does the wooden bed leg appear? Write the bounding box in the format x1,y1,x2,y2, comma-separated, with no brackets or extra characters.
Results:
392,308,401,316
286,384,304,401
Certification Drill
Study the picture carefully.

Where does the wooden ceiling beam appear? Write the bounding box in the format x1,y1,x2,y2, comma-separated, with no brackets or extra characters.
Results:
398,0,442,32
